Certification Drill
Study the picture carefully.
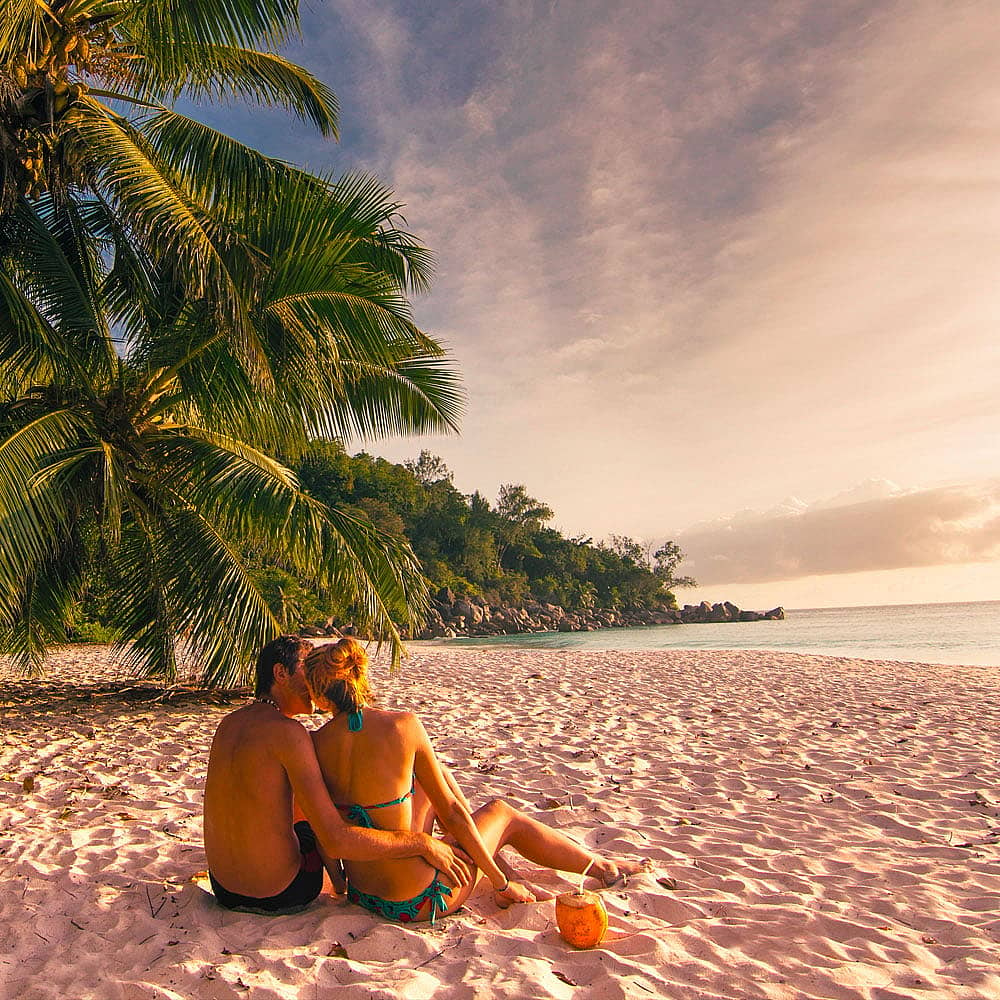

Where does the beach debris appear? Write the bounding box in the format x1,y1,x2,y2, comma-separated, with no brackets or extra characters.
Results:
820,792,835,803
552,970,578,986
538,796,565,810
327,942,348,959
22,774,35,792
657,876,679,891
969,790,992,808
145,886,167,918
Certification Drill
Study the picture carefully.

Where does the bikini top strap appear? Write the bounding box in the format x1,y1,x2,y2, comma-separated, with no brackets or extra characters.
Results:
336,778,416,823
348,709,363,732
365,778,415,810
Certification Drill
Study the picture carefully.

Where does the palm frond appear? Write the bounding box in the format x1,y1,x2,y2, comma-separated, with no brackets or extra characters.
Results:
141,110,299,210
0,410,86,628
0,0,47,59
0,266,64,387
154,47,338,136
103,506,187,681
319,352,465,441
313,172,436,294
64,101,242,310
114,500,278,683
126,0,302,51
8,196,116,383
65,99,274,382
1,546,84,672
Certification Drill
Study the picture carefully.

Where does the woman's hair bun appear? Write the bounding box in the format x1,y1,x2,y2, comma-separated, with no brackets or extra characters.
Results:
306,637,372,713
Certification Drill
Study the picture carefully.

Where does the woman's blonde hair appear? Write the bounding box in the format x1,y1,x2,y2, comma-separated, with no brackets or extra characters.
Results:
305,637,372,715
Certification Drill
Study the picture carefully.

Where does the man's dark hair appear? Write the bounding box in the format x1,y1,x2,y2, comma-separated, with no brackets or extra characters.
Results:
255,635,309,697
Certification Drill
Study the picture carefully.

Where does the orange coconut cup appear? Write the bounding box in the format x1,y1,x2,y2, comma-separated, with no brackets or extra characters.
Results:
555,890,608,948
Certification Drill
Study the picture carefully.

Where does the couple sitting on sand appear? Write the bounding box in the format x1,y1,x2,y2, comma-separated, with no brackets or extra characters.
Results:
204,635,643,921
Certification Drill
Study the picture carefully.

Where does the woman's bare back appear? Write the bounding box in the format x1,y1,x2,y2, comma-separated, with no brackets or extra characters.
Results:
311,707,451,905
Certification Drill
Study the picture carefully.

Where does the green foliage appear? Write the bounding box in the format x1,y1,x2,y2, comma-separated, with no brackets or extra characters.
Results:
0,1,462,682
66,617,122,645
494,483,554,571
288,447,693,615
51,428,695,649
652,540,697,590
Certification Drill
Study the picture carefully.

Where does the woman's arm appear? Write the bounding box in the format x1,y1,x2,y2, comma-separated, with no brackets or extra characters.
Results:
404,713,533,902
441,762,472,813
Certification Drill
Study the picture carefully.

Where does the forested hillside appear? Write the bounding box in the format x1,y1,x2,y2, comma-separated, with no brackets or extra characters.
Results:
74,442,693,640
260,443,693,634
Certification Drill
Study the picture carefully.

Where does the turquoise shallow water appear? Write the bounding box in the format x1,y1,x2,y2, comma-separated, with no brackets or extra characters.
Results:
451,600,1000,667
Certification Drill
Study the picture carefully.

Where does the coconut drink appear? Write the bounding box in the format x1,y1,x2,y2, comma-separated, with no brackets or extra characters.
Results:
555,889,608,948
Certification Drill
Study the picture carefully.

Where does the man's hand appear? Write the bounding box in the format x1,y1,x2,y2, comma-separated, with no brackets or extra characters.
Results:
421,835,475,886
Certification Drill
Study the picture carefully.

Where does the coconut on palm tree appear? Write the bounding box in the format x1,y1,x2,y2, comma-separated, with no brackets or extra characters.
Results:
0,0,462,683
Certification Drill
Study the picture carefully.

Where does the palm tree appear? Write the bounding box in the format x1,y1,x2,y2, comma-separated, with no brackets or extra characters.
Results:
1,1,342,306
0,1,463,682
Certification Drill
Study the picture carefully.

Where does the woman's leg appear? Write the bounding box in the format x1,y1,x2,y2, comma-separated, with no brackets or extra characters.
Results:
440,798,644,916
471,800,648,885
470,799,597,876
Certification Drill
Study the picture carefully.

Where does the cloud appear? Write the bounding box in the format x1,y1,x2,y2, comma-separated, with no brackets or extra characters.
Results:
677,480,1000,584
231,1,1000,557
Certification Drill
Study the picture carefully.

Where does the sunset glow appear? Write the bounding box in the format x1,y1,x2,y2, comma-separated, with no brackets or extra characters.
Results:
208,1,1000,608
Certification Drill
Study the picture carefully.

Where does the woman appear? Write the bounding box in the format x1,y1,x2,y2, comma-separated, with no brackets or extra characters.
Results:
305,638,645,923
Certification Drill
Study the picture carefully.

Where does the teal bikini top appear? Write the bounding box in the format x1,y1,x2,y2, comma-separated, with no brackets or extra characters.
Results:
334,708,416,828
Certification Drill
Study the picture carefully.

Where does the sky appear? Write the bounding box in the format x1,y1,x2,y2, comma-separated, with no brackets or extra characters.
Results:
210,0,1000,609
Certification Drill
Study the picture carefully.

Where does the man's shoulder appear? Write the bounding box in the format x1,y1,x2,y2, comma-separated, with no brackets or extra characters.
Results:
216,705,309,745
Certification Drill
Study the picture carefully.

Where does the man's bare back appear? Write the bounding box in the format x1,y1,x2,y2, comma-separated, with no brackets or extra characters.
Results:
204,703,316,896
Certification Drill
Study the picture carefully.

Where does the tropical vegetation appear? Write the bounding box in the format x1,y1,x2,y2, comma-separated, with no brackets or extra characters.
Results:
0,0,461,683
273,445,693,626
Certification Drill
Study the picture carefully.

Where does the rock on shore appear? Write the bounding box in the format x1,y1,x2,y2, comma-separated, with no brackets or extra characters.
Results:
408,591,784,640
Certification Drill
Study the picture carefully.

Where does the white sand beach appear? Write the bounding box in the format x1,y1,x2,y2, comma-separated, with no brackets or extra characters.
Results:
1,644,998,1000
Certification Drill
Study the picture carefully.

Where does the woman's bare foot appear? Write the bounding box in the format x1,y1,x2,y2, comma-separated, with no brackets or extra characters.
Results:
590,856,653,888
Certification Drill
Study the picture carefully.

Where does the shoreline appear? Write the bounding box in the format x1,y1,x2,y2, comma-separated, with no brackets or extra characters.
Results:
2,645,999,999
411,634,1000,670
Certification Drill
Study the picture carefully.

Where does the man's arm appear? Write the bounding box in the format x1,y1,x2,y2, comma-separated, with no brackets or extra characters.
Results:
275,721,473,885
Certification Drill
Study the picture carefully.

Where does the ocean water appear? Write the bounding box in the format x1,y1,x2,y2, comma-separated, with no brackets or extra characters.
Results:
451,601,1000,667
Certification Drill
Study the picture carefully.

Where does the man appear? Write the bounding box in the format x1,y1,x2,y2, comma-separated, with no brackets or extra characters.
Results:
204,635,472,914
